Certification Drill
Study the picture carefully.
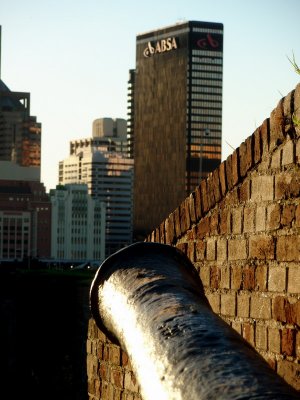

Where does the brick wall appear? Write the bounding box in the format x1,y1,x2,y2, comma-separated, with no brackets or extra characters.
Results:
86,83,300,399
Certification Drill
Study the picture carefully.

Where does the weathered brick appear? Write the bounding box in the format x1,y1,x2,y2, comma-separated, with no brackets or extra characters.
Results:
165,213,175,245
228,239,247,261
253,126,262,164
255,265,267,290
243,265,256,290
283,89,294,121
212,168,221,203
268,327,281,353
109,345,121,365
206,238,216,261
243,323,255,346
239,179,250,203
237,293,250,318
296,204,300,227
159,221,165,244
199,265,210,287
239,136,253,178
277,235,300,261
250,296,271,319
200,178,209,214
194,186,202,220
195,240,205,261
249,235,275,259
281,204,296,227
266,203,281,230
297,138,300,164
188,192,196,224
220,265,230,289
260,118,270,155
256,325,267,350
281,329,295,356
219,208,230,234
180,198,190,234
174,208,181,238
244,206,255,233
196,216,210,239
206,173,216,210
268,267,286,292
231,208,242,234
270,147,281,169
187,241,195,262
251,175,274,201
269,98,285,152
210,266,220,289
232,149,239,186
219,161,227,196
275,172,300,200
277,360,300,391
206,292,220,313
210,211,219,235
231,265,242,290
296,331,300,357
273,296,287,322
124,372,139,393
232,321,242,335
287,267,300,293
255,206,266,232
221,293,236,316
111,367,124,388
293,82,300,137
217,238,227,261
225,155,233,191
282,139,295,166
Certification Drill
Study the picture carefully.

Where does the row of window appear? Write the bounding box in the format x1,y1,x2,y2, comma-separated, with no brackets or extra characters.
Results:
192,57,222,64
191,115,222,123
192,64,222,72
192,50,223,57
191,86,222,94
190,123,222,130
190,71,222,79
191,108,222,116
190,100,222,108
189,93,222,101
192,28,223,34
190,79,222,87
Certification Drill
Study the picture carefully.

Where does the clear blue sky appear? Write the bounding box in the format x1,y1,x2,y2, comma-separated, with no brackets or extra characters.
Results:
1,0,300,191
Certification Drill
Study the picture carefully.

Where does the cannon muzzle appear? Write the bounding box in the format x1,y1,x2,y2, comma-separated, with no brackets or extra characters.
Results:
90,242,299,400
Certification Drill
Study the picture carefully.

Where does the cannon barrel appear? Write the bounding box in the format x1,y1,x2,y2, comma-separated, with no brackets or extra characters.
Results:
90,242,299,400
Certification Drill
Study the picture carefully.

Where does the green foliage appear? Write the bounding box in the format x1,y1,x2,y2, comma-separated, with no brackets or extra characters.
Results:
288,51,300,74
287,52,300,127
287,51,300,75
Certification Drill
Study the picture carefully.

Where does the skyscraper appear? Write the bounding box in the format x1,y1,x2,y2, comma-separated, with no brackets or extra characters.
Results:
59,118,134,257
130,20,223,238
0,26,51,262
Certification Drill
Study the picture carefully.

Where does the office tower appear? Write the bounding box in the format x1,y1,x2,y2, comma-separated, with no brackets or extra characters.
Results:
59,118,134,256
130,20,223,238
50,184,106,263
0,26,51,262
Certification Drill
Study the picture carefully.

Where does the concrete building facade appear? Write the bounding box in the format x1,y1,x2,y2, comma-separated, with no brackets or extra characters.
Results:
50,183,105,263
59,118,134,257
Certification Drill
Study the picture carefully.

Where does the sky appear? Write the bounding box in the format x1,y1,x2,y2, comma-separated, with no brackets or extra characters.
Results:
1,0,300,192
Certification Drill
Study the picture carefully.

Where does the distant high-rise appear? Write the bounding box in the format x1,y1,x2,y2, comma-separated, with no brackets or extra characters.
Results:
0,26,50,262
50,183,106,263
59,118,134,257
130,20,223,238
